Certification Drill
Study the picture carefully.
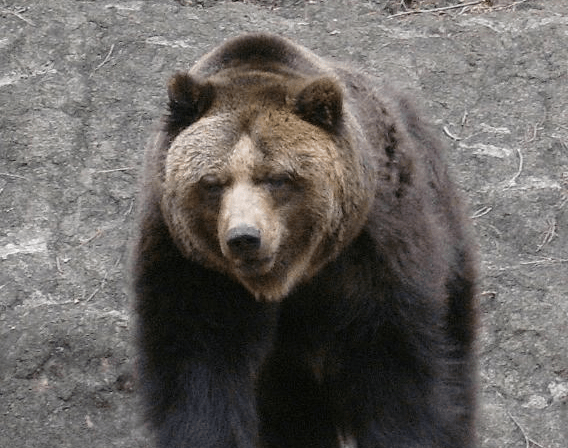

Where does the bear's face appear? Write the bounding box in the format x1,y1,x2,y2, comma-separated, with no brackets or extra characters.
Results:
161,72,372,301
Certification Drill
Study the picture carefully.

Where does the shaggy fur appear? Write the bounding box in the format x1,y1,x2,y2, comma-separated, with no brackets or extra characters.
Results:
132,32,478,448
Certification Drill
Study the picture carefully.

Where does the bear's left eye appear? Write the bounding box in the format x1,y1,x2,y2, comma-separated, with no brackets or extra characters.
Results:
264,173,294,190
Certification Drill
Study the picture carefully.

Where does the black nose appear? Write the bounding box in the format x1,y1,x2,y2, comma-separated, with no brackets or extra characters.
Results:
226,225,261,257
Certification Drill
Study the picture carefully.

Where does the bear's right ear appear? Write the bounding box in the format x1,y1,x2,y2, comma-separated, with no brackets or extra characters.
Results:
295,77,343,133
166,72,215,136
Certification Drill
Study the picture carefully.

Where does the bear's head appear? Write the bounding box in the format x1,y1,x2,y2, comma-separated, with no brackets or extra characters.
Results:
160,69,374,301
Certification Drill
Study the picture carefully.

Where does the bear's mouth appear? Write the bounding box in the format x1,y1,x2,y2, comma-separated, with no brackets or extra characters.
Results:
232,256,275,278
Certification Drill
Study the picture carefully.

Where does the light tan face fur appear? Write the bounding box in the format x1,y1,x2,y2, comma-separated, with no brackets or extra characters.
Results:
216,135,282,279
161,108,353,302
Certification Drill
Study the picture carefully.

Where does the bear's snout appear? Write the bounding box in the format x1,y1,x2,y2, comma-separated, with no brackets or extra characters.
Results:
218,183,280,280
226,225,261,259
222,221,276,278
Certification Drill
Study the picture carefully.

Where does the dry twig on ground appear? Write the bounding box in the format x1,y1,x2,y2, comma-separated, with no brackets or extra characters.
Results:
388,0,487,19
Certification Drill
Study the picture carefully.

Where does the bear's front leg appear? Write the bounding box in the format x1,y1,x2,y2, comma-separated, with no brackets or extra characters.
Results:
327,306,475,448
135,237,277,448
145,358,262,448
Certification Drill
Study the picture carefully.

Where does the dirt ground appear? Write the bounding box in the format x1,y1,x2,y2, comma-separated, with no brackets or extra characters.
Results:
1,0,567,447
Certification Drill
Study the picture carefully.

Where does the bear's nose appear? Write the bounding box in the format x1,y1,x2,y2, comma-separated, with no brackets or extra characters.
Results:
226,225,261,258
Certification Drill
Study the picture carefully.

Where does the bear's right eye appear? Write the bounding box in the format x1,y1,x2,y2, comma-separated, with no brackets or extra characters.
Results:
198,174,224,196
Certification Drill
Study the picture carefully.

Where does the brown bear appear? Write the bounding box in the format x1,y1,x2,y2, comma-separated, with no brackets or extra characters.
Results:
132,32,478,448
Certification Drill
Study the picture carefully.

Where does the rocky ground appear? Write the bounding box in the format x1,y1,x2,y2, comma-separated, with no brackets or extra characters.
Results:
1,1,567,447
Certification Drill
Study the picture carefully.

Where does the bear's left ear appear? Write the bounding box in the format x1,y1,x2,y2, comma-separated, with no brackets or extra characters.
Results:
166,72,215,136
295,77,343,133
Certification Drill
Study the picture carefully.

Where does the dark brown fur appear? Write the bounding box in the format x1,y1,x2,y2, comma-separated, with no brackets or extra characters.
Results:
132,32,477,448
